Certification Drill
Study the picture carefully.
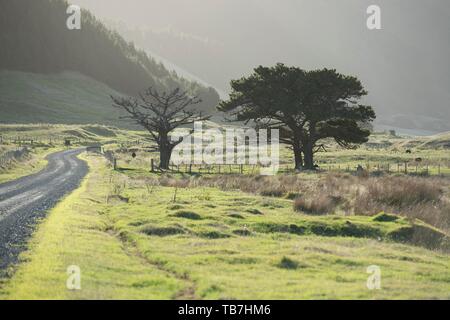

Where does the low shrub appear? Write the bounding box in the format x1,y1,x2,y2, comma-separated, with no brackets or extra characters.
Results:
372,212,400,222
277,257,300,270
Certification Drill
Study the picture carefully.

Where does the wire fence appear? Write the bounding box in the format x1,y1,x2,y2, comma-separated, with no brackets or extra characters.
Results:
90,147,450,177
0,135,139,146
103,150,117,170
122,159,449,176
317,162,449,176
0,135,70,145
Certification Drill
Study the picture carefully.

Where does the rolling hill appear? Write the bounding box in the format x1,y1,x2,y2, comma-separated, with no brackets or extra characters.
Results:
0,71,128,127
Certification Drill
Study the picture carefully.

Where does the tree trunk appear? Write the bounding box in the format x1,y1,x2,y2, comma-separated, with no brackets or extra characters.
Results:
292,141,303,170
303,123,317,170
303,142,314,170
159,145,171,170
159,133,173,170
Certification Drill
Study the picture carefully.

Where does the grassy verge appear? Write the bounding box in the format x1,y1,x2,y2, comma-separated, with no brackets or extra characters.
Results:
1,154,449,299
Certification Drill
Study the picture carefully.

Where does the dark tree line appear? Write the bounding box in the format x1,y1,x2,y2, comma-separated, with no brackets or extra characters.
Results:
0,0,219,112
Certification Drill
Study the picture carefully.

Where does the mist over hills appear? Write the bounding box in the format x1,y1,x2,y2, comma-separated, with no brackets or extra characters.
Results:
72,0,450,134
104,21,228,98
0,0,220,126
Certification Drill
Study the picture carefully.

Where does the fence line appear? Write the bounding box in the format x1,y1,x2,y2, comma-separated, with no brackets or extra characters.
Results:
0,135,144,147
121,160,448,176
320,162,448,176
90,148,450,177
103,150,117,170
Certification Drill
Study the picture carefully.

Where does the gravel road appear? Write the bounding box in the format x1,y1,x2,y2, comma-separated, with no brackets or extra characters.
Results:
0,149,88,271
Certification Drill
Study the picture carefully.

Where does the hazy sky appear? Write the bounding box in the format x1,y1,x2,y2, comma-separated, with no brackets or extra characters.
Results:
71,0,450,128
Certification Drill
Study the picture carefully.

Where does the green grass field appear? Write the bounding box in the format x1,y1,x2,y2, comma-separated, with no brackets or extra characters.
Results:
0,125,449,299
1,153,449,299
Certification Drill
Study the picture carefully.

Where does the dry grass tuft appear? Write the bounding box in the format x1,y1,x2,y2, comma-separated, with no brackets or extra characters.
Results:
143,172,450,232
359,176,441,207
293,194,341,215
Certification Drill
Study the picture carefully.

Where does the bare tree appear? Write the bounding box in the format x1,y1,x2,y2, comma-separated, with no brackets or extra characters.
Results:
112,87,210,170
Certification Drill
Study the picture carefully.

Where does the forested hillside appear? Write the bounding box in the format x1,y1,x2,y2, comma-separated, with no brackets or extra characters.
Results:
0,0,219,115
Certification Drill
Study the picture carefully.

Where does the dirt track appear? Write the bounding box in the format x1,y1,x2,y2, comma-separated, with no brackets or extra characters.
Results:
0,149,88,271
